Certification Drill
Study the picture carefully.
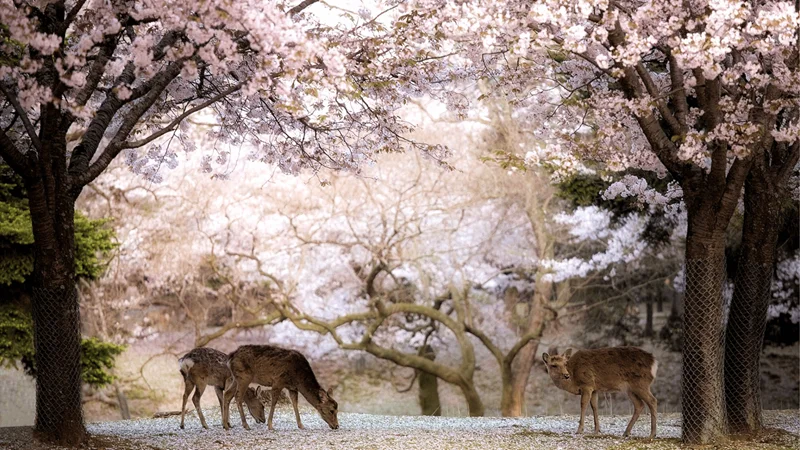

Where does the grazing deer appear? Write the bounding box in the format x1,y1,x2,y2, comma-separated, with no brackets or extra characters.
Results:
542,347,658,439
224,344,339,431
178,347,266,429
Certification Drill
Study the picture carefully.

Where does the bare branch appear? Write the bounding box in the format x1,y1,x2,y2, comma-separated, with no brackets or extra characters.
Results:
195,312,283,347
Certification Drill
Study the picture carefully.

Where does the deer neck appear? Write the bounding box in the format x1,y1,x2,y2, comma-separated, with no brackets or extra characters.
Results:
554,375,581,395
298,383,323,409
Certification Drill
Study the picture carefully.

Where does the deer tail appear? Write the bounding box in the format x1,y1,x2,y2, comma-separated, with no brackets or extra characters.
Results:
178,356,194,378
650,359,659,379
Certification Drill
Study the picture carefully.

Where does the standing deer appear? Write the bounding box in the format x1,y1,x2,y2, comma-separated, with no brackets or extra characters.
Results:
542,347,658,439
224,344,339,431
178,347,265,429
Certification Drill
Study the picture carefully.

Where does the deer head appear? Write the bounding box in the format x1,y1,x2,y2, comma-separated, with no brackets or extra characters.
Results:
245,387,266,423
542,348,573,383
317,388,339,429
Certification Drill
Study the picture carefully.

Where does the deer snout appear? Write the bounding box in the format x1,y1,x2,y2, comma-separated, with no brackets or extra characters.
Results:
564,373,570,380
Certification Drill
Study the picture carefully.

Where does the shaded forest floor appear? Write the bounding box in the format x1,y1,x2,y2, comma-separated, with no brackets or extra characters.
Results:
1,409,798,450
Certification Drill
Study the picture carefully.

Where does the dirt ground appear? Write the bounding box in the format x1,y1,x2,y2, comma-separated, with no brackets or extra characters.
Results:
0,410,797,450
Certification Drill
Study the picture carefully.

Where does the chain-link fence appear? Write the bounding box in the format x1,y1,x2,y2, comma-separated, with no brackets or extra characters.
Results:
31,285,85,441
681,256,780,443
681,256,727,443
724,261,774,435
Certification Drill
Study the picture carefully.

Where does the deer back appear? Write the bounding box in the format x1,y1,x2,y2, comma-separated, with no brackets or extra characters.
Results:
179,347,232,388
568,347,656,392
228,345,322,393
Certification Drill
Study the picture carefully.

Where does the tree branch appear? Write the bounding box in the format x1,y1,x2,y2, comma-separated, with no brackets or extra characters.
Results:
0,129,34,178
0,84,42,152
73,61,186,188
195,312,283,347
288,0,321,15
121,83,242,149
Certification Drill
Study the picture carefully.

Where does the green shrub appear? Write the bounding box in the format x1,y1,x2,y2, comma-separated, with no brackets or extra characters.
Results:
0,305,125,387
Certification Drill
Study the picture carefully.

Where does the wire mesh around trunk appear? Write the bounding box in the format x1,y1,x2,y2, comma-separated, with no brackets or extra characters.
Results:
31,285,85,441
681,257,727,443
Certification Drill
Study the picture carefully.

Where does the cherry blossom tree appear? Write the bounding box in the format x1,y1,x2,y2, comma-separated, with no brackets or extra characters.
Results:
0,0,448,443
399,0,799,443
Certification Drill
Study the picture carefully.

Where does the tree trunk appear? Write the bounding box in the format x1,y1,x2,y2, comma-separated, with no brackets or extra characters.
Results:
724,176,781,435
645,298,654,337
116,384,131,420
680,212,729,444
457,380,485,417
27,174,86,445
501,280,549,416
417,345,441,416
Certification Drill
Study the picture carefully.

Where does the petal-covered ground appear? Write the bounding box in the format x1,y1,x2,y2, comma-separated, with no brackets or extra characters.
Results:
1,409,797,449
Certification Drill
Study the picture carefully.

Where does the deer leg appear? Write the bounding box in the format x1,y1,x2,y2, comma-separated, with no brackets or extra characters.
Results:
180,379,194,430
577,388,592,434
590,391,600,434
222,379,237,430
268,385,283,431
235,379,252,430
214,386,226,428
192,381,209,429
624,391,644,437
289,390,304,429
638,389,658,440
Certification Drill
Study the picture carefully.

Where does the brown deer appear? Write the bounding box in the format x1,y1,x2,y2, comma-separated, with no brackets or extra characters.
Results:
542,347,658,439
224,344,339,431
178,347,265,429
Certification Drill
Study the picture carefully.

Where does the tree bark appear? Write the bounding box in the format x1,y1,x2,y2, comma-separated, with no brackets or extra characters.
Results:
457,380,485,417
724,174,782,435
501,280,549,416
116,384,131,420
645,298,654,337
417,345,441,416
680,207,730,444
27,175,87,445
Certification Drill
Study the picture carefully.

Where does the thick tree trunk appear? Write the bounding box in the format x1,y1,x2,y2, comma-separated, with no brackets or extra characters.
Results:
417,345,441,416
27,175,86,445
501,282,548,416
724,176,781,435
681,212,729,444
458,380,485,417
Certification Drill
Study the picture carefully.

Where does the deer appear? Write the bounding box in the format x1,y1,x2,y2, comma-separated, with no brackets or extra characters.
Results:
542,346,658,440
224,344,339,431
178,347,266,429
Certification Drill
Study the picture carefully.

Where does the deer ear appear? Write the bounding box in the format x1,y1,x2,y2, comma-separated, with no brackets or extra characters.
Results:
548,346,559,356
542,353,550,364
564,348,573,359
